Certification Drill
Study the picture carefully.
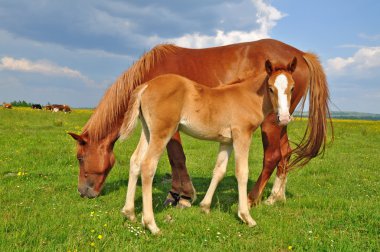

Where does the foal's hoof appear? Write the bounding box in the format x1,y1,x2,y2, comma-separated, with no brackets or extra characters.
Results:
238,211,257,227
199,202,211,214
121,208,137,222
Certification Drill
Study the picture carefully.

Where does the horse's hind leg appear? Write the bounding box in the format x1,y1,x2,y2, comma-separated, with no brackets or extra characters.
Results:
121,130,148,222
164,132,196,208
200,143,232,213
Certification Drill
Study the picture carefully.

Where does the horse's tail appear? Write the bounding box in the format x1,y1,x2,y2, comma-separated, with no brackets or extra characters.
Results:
119,84,148,140
288,52,333,170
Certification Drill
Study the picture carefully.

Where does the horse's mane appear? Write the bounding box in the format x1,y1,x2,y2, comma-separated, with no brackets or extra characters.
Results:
83,44,179,141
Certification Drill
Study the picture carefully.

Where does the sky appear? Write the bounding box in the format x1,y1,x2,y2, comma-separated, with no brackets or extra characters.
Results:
0,0,379,113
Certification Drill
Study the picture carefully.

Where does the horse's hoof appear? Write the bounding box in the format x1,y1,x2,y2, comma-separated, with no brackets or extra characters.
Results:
264,195,286,206
177,198,191,209
163,191,180,207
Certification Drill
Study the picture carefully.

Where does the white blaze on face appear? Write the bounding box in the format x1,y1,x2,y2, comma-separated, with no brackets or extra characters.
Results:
274,74,290,118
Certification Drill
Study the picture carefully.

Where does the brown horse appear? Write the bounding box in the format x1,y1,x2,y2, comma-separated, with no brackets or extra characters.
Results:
69,39,331,207
120,58,297,234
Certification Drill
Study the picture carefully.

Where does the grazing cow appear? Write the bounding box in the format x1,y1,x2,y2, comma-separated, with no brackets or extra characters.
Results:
32,104,42,109
45,105,53,111
3,103,12,109
51,104,72,113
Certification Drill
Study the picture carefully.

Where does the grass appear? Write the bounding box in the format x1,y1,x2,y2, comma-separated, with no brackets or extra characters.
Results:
0,107,379,251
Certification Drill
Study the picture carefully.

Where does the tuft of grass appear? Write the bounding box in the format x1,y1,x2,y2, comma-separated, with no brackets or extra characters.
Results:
0,108,379,251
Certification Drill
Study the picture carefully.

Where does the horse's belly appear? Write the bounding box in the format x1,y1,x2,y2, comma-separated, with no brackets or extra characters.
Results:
179,118,232,143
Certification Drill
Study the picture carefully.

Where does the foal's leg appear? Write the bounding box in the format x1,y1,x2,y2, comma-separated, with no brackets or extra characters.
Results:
232,129,256,227
200,143,232,213
141,134,171,235
265,130,291,205
248,114,282,207
121,131,148,221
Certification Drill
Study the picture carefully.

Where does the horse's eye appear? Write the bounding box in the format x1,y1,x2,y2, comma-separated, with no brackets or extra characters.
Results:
268,87,274,93
77,156,84,162
290,87,295,92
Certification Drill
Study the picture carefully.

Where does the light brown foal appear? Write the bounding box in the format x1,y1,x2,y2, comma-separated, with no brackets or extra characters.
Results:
120,58,297,234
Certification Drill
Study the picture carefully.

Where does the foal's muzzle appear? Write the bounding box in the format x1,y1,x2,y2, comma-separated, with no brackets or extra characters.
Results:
277,114,292,126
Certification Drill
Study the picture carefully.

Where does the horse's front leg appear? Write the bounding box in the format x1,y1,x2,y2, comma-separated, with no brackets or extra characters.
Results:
265,129,291,205
248,114,284,207
121,131,148,222
200,143,232,213
165,132,196,208
232,128,256,227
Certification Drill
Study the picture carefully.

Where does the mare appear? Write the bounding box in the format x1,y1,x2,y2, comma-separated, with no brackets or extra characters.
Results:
68,39,332,207
120,58,297,234
3,103,12,109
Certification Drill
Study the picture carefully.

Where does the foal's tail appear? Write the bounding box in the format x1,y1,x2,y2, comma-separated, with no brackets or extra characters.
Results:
119,84,148,140
288,52,333,170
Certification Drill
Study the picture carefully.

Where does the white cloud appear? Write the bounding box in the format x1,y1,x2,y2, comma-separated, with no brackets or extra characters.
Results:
148,0,286,48
0,57,81,77
0,56,103,88
326,46,380,76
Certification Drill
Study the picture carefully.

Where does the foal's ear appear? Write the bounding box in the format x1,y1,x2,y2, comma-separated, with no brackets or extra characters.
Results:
68,132,86,145
287,57,297,73
265,59,273,75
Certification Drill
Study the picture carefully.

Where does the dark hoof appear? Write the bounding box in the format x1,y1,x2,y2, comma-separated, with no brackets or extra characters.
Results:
163,191,180,207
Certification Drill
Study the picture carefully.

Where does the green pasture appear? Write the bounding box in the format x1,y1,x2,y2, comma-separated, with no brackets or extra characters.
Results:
0,108,379,251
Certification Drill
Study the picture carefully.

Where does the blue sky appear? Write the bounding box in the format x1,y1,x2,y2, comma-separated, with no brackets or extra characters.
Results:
1,0,379,113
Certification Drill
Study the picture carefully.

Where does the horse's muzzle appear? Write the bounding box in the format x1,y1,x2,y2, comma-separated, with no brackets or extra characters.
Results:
78,184,100,198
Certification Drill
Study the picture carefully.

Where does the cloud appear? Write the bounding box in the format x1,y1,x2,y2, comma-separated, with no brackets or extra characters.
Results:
0,56,103,88
151,0,286,48
1,56,81,77
326,46,380,76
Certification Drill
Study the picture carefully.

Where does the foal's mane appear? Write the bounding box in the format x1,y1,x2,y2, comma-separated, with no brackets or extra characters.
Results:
83,44,179,141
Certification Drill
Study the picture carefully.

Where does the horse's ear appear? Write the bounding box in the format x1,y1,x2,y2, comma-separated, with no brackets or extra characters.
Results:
265,59,273,75
287,57,297,73
68,132,86,145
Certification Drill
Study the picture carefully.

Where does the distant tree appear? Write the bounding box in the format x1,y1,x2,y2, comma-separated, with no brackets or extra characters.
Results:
11,100,33,107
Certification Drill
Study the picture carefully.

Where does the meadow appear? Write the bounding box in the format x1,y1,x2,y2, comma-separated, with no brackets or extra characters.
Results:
0,108,379,251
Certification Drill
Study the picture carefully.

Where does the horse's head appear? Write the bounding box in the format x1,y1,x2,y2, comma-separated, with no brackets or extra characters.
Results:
265,57,297,126
68,132,116,198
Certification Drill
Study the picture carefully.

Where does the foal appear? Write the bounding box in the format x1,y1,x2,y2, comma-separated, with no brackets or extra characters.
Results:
120,58,297,234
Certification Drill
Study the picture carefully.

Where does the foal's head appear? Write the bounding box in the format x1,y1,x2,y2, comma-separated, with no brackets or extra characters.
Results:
265,57,297,126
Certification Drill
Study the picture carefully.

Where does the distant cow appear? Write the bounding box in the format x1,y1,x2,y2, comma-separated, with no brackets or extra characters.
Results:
3,103,12,109
31,104,42,109
45,105,53,111
51,104,71,113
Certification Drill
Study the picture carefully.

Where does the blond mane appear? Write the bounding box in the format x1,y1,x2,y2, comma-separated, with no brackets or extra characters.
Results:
83,44,179,141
